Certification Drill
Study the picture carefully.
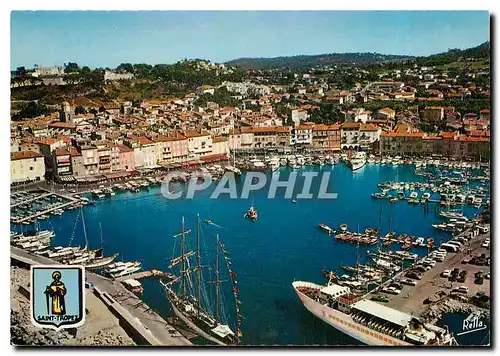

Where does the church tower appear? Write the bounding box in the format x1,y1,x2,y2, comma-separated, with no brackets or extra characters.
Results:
60,101,73,123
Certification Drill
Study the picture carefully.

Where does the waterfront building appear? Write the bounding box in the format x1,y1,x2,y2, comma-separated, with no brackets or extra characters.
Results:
184,130,213,159
276,126,292,148
252,127,278,149
292,124,314,148
70,146,85,178
117,145,135,171
128,137,158,169
97,144,112,174
340,122,361,150
52,147,73,179
212,137,229,156
359,124,381,152
11,150,46,184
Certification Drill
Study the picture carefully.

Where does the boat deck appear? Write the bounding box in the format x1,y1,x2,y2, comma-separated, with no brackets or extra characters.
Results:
115,270,174,282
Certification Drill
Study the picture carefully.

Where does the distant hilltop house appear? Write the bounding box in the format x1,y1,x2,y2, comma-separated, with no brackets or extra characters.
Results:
32,65,65,77
371,81,405,91
196,85,216,96
104,70,134,81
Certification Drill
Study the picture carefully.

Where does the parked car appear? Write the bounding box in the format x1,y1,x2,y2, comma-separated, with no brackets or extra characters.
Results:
441,270,452,278
453,286,469,294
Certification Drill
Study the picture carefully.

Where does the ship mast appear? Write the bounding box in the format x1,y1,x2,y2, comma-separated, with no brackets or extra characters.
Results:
197,214,202,315
99,222,104,249
356,223,360,280
377,204,383,249
181,216,187,298
214,234,220,322
388,202,393,235
81,206,89,251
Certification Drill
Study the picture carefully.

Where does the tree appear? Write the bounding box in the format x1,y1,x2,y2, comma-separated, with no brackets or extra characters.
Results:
15,66,26,77
13,101,49,120
64,62,79,73
117,63,134,73
81,66,91,74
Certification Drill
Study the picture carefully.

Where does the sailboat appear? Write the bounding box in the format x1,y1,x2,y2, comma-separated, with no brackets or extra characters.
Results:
159,216,242,345
85,222,119,269
225,142,241,175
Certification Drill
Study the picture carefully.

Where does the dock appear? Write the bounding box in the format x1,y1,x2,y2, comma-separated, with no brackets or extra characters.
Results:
10,188,82,224
10,192,54,209
10,246,191,346
11,200,77,224
115,270,174,283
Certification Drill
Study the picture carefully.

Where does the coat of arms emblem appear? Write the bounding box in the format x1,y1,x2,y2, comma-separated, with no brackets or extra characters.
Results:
30,265,85,330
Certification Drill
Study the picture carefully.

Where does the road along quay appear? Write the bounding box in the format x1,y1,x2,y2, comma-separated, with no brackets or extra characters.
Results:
11,246,192,346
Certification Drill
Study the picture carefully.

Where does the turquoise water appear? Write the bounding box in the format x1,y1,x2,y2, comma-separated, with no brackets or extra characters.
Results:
15,163,484,345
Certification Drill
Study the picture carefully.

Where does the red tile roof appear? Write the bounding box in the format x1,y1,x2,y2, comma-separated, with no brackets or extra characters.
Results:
11,150,43,160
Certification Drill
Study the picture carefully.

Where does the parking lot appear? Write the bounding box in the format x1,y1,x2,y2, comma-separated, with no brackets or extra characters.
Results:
376,227,490,316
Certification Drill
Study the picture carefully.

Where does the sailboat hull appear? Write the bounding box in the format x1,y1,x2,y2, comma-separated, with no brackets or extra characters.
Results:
167,293,227,346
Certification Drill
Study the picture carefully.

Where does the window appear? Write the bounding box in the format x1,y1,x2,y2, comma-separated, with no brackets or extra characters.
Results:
30,167,34,171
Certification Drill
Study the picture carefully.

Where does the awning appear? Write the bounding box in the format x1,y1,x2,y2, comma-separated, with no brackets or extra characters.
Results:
352,299,412,327
59,175,75,182
201,154,228,163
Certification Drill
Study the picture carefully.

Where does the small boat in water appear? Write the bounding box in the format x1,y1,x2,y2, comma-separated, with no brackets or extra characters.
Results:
244,204,258,221
318,223,334,234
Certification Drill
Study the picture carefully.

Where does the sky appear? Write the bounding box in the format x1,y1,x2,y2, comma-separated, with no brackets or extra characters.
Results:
10,11,490,69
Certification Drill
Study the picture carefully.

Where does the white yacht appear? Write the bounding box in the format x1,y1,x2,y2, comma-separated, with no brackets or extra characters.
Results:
268,156,280,172
348,152,367,171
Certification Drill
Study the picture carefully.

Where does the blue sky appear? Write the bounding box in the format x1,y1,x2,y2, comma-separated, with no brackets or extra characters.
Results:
11,11,490,69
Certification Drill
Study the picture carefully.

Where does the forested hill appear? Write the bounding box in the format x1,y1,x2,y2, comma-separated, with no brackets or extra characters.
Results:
226,52,415,70
226,42,490,70
415,41,490,66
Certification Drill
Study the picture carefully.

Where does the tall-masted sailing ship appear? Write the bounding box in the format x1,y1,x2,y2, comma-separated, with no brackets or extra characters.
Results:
160,216,242,345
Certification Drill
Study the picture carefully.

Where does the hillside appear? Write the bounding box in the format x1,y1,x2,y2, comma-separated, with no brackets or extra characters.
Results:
226,42,490,70
226,52,415,70
415,41,490,67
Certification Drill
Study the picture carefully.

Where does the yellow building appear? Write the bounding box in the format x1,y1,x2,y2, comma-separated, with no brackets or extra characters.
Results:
11,151,46,184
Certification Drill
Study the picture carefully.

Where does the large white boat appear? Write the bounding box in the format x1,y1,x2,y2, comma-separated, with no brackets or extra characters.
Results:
268,156,280,172
109,264,142,278
249,158,266,169
224,165,242,176
348,152,367,171
292,281,457,346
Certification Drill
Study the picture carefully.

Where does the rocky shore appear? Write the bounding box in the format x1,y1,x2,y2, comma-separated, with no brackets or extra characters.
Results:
10,266,134,346
421,297,490,325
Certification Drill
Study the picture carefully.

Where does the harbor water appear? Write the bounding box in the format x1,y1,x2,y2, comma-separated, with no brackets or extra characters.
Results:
14,163,485,345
